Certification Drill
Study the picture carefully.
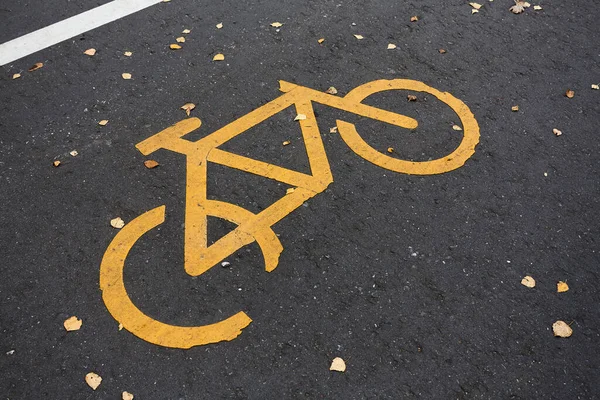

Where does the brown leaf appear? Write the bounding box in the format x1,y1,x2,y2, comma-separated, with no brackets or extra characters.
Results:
122,392,134,400
509,2,525,14
521,275,535,288
53,160,61,167
111,217,125,229
169,44,182,50
181,102,196,116
213,53,225,61
512,105,519,112
12,73,21,79
553,128,562,136
410,16,418,22
28,62,43,72
122,73,132,79
325,86,338,95
144,160,159,169
85,372,102,390
318,38,325,44
63,316,82,331
407,94,417,101
83,48,96,56
439,48,447,54
387,147,394,153
552,320,573,338
557,281,569,293
330,357,346,372
98,120,108,126
176,37,186,43
565,89,575,98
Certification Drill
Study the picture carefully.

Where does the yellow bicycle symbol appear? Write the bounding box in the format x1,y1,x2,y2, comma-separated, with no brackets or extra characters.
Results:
100,79,480,348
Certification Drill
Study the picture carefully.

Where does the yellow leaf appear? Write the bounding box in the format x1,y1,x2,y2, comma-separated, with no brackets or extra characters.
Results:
83,48,96,56
552,321,573,338
318,38,325,44
557,281,569,293
282,140,291,146
470,2,482,9
53,160,61,167
98,120,108,126
70,150,78,157
410,16,418,22
452,125,463,131
294,114,306,121
111,217,125,229
213,53,225,61
512,105,519,112
286,188,295,194
182,29,191,34
28,62,43,72
521,275,535,288
85,372,102,390
122,392,134,400
325,86,338,95
330,357,346,372
387,43,397,49
533,5,542,10
180,102,196,116
353,34,364,40
270,22,283,27
387,147,394,153
63,316,82,331
122,73,132,79
169,44,182,50
12,73,21,79
144,160,159,169
176,36,186,43
216,22,223,29
124,51,133,57
553,128,562,136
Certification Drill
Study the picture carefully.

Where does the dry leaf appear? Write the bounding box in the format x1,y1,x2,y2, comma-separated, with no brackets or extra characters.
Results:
53,160,61,167
353,34,364,40
325,86,338,95
523,2,531,6
387,43,397,50
85,372,102,390
182,29,191,34
592,84,599,90
470,2,482,9
144,160,159,169
29,62,43,72
533,5,542,10
111,217,125,229
565,89,575,98
286,188,295,194
98,120,108,126
521,275,536,288
330,126,338,133
553,128,562,136
452,125,463,131
282,140,291,146
410,16,418,22
270,22,283,27
407,94,417,101
213,53,225,61
176,37,186,43
169,44,182,50
70,150,78,157
216,22,223,29
330,357,346,372
124,51,133,57
509,2,526,14
181,102,196,116
12,73,21,79
387,147,394,153
557,281,569,293
318,38,325,44
122,73,132,79
552,320,573,338
63,316,82,331
439,48,447,54
83,48,96,56
471,9,479,14
118,323,124,331
512,105,519,112
122,392,134,400
294,114,306,121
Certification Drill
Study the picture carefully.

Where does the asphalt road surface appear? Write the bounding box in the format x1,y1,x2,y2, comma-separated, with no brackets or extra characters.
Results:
1,0,599,398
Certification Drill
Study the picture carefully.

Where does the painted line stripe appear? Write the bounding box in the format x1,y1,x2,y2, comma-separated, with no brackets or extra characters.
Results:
0,0,162,66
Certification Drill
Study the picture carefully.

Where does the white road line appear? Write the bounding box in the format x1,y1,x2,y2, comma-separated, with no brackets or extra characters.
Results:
0,0,162,66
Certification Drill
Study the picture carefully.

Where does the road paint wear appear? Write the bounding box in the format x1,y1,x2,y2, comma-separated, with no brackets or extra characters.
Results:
100,79,480,348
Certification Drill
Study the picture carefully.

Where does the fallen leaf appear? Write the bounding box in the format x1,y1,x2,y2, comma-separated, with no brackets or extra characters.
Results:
12,73,21,79
553,128,562,136
176,37,186,43
282,140,291,146
353,34,364,40
144,160,159,169
98,120,108,126
28,62,43,72
124,51,133,57
182,29,191,34
294,114,306,121
270,22,283,28
122,392,134,400
63,316,82,331
533,5,542,10
181,102,196,116
387,147,394,153
169,44,182,50
521,275,536,288
523,2,531,6
512,105,519,112
213,53,225,61
592,84,599,90
452,125,463,131
118,323,124,331
439,48,447,54
410,16,418,22
53,160,61,167
565,89,575,98
85,372,102,390
407,94,417,101
70,150,78,157
83,48,96,56
221,261,231,268
162,0,170,2
318,38,325,44
330,126,338,133
111,217,125,229
286,188,295,194
552,321,573,338
470,2,482,9
387,43,397,50
122,73,132,79
471,9,479,14
509,2,526,14
330,357,346,372
325,86,338,95
557,281,569,293
216,22,223,29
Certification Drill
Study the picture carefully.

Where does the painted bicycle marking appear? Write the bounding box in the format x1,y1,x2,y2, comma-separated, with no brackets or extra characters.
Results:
100,79,480,348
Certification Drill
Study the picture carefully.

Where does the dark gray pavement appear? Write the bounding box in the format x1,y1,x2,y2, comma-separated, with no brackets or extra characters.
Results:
1,0,599,398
